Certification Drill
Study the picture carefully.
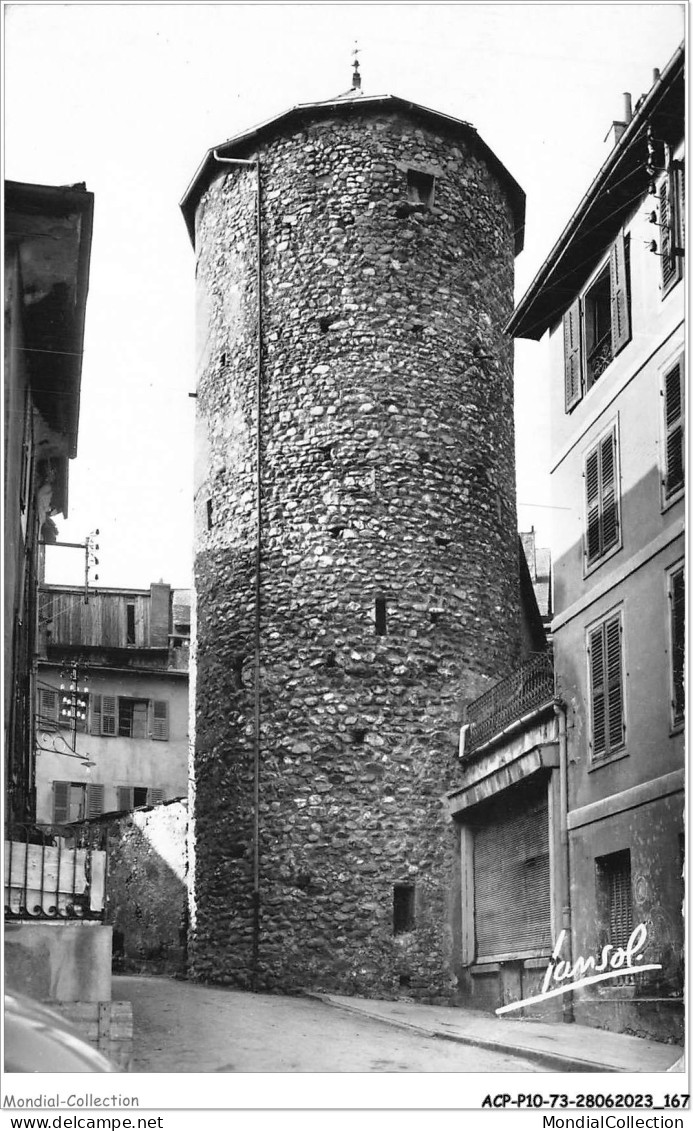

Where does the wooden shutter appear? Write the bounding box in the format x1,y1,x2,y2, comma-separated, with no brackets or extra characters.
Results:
589,614,624,758
474,789,551,959
609,230,630,354
563,298,583,411
585,447,601,562
86,783,105,818
670,567,685,724
151,700,169,741
675,161,685,253
607,856,633,948
605,615,625,750
663,360,684,497
101,695,117,736
589,623,607,756
148,788,165,804
585,430,619,564
600,430,619,553
117,787,133,810
53,781,70,824
38,688,59,730
91,694,101,735
660,174,675,289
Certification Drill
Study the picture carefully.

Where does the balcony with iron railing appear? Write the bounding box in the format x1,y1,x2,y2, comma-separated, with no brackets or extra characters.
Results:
4,821,107,921
464,651,555,755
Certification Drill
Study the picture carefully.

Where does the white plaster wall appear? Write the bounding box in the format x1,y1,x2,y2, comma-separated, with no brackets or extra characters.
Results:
35,668,189,822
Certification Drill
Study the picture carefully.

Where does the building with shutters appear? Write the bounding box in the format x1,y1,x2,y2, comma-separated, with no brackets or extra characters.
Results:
35,582,190,824
506,44,684,1041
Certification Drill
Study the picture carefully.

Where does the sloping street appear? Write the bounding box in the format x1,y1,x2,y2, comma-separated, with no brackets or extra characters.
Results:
114,976,541,1073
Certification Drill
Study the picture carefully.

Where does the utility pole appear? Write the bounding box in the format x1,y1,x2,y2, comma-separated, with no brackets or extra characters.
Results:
39,529,100,604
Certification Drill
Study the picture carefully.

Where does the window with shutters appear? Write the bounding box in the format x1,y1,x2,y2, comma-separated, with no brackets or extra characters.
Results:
584,425,621,569
588,610,626,761
91,694,169,740
668,564,685,729
116,785,165,811
563,230,631,412
661,356,684,504
660,158,684,296
52,781,104,824
596,850,633,953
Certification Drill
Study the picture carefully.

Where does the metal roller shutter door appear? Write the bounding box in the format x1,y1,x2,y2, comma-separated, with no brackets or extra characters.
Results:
474,790,552,959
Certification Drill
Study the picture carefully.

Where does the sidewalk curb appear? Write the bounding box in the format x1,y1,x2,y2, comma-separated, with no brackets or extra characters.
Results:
305,993,608,1073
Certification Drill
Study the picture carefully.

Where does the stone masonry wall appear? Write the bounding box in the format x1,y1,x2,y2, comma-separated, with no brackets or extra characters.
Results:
106,801,188,975
190,106,522,999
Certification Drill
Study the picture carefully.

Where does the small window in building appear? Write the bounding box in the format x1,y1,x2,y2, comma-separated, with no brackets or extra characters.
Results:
207,499,214,530
407,169,435,209
588,610,625,759
596,850,633,950
393,883,416,934
662,358,684,502
668,564,685,727
375,597,387,636
126,603,136,645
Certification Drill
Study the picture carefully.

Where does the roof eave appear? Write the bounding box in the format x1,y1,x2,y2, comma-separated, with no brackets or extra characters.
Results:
507,43,684,341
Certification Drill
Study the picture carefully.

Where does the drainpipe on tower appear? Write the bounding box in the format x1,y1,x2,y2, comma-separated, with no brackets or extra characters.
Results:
212,151,263,993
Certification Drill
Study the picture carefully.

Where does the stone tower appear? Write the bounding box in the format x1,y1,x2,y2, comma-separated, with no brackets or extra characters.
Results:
181,83,525,999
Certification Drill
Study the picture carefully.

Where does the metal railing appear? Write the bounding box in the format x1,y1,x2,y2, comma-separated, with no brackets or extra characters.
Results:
465,652,555,753
587,330,613,385
4,822,107,921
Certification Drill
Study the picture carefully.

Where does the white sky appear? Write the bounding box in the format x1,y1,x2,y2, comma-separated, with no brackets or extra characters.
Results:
4,1,686,589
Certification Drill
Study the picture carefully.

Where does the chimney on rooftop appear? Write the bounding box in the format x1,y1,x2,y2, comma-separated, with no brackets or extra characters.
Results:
604,91,632,150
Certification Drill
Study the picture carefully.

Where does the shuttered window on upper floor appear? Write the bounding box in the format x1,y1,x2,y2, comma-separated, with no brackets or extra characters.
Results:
563,230,630,412
91,694,169,741
585,426,620,567
662,358,684,502
660,157,685,296
588,611,625,760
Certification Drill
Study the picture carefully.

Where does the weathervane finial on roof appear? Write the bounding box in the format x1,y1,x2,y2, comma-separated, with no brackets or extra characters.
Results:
351,41,361,90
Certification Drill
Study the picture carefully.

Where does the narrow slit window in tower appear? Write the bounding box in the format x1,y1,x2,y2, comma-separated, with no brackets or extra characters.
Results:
375,597,387,635
393,883,416,934
207,500,214,530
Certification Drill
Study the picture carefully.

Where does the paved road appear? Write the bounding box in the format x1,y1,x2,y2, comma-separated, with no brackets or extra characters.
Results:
114,975,541,1073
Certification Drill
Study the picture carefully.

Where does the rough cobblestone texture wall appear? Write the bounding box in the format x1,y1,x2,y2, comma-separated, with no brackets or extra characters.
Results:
190,105,522,999
106,802,188,975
